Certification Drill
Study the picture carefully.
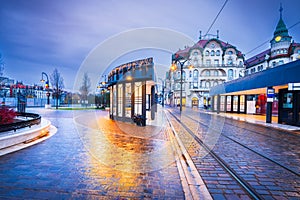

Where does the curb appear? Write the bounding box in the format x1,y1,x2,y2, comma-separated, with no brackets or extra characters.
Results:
166,114,212,200
0,119,57,156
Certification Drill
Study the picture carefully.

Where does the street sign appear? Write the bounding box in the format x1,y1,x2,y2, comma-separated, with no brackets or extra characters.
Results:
288,83,300,91
267,87,275,102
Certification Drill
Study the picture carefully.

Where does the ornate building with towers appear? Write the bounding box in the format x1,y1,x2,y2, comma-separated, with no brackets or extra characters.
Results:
166,31,245,108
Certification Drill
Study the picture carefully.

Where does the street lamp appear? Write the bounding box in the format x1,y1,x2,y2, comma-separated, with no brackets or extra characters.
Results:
171,53,192,113
158,78,165,107
40,72,50,108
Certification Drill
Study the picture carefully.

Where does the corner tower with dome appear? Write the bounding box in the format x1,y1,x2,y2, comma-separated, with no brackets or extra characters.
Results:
244,4,300,75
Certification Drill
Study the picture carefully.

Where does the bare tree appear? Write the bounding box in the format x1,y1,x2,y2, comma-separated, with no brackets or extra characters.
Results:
79,72,91,107
50,68,64,109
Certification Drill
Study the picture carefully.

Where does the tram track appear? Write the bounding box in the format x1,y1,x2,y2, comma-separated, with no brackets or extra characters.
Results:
165,109,262,200
165,108,300,199
182,110,300,177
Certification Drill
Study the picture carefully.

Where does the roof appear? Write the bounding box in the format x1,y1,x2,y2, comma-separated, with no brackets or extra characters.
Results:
244,49,271,68
174,38,244,59
210,59,300,96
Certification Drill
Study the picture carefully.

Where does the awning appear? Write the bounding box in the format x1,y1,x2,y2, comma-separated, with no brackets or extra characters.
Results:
210,60,300,96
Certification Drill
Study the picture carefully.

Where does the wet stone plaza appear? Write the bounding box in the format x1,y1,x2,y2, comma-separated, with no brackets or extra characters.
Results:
0,108,300,199
0,109,184,199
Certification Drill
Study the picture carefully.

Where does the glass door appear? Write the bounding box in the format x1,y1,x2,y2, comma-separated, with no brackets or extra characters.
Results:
279,89,295,125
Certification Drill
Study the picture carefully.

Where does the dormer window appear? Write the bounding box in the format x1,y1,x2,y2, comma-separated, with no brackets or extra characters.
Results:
228,50,233,55
205,50,209,56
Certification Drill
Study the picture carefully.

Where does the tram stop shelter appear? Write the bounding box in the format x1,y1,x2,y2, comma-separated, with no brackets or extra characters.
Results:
210,60,300,127
107,57,156,126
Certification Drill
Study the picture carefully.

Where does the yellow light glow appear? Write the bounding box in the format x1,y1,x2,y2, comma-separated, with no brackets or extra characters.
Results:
170,63,177,71
126,75,133,81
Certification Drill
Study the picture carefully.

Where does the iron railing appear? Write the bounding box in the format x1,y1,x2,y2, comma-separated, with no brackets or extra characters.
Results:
0,112,41,133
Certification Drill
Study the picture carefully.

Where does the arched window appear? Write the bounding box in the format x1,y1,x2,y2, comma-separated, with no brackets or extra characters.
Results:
211,50,215,56
182,71,186,80
205,50,209,56
214,70,218,76
193,69,199,79
177,71,181,79
205,81,210,88
228,69,233,80
216,50,220,56
228,50,233,55
213,81,218,86
205,70,210,76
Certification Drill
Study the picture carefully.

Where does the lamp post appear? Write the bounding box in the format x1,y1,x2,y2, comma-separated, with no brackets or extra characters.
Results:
171,54,192,113
40,72,50,108
158,78,165,107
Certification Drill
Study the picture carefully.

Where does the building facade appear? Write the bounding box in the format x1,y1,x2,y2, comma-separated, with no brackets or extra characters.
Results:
166,32,245,108
244,5,300,75
210,5,300,126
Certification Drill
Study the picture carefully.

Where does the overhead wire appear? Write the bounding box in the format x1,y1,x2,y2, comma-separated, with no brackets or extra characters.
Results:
205,0,229,36
245,20,300,55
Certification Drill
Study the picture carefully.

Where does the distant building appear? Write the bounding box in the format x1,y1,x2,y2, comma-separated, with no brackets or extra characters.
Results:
166,31,245,108
244,5,300,75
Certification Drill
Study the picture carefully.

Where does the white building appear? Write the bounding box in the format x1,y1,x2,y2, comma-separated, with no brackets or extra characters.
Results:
166,32,245,108
244,5,300,75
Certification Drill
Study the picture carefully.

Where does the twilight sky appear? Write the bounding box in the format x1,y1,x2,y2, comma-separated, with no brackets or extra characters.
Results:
1,0,300,91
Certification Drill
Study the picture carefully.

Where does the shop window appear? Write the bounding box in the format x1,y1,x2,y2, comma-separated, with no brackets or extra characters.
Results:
125,83,131,118
283,93,293,108
118,84,123,117
226,96,232,111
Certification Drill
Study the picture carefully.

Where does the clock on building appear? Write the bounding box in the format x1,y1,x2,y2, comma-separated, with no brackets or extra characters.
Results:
275,35,282,42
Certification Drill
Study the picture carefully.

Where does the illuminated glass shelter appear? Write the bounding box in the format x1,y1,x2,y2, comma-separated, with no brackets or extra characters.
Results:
107,57,156,126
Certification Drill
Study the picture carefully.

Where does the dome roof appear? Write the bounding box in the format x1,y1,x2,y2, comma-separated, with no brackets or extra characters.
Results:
273,4,289,37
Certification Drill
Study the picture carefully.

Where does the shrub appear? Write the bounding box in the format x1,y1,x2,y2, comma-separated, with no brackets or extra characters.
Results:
0,106,17,125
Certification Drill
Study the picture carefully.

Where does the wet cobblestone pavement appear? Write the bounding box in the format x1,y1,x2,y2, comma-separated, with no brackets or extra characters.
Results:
166,108,300,200
0,109,184,199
